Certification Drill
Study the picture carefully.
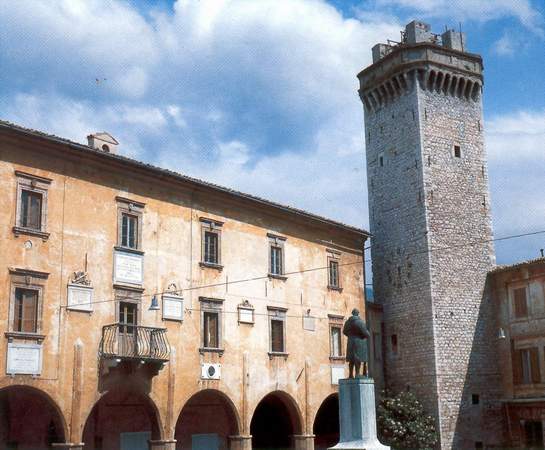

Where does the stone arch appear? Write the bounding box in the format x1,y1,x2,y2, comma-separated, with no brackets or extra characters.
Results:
82,387,163,449
313,393,340,450
0,384,68,448
174,388,241,450
250,390,304,450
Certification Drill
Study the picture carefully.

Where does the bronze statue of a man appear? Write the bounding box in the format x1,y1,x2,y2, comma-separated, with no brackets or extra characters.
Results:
343,308,370,378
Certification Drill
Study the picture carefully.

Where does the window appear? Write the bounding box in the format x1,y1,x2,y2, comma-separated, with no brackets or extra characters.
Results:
373,332,382,361
268,234,286,278
390,334,398,355
268,307,287,354
14,171,51,238
378,152,384,167
454,145,461,158
200,298,223,352
20,190,43,230
200,218,223,267
471,394,480,405
13,288,38,333
121,213,138,249
475,442,483,449
116,197,144,251
8,267,48,336
328,259,340,289
330,326,342,357
513,287,528,319
524,421,544,447
513,345,540,385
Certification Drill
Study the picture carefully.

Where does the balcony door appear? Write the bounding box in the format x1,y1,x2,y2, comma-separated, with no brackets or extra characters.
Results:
119,301,138,357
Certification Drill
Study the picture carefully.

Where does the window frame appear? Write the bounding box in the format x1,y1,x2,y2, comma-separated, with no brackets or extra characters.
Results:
199,297,224,354
200,218,223,269
511,285,529,320
7,268,48,339
268,306,288,357
268,234,287,280
13,171,51,240
116,197,144,252
327,249,342,291
328,314,344,361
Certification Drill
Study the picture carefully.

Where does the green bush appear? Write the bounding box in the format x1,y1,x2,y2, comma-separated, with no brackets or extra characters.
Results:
377,390,438,449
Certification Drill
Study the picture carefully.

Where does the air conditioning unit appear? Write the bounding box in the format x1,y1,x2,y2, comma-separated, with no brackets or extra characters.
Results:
201,363,221,380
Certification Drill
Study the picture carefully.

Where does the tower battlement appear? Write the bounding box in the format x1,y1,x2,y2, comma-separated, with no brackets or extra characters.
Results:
358,21,482,113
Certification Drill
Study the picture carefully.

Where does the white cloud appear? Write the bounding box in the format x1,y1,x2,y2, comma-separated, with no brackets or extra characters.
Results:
376,0,544,33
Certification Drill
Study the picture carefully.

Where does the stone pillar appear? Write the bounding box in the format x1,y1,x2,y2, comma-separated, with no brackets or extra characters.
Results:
294,434,315,450
148,439,176,450
330,378,389,450
229,434,252,450
51,444,84,449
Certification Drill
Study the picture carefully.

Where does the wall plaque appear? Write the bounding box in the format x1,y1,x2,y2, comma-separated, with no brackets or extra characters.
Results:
331,366,345,385
114,250,143,285
7,343,42,375
238,308,254,324
163,294,184,321
67,284,93,311
303,316,316,331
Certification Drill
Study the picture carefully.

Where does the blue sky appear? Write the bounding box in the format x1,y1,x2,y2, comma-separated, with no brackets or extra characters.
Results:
1,0,544,269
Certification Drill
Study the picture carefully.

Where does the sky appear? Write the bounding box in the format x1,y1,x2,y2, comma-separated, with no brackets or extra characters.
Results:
1,0,544,272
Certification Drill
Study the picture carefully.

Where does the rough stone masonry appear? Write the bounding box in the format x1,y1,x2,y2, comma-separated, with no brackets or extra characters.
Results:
359,21,505,448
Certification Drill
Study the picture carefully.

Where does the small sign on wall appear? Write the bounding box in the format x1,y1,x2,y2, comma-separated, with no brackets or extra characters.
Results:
162,294,184,321
114,250,143,285
331,366,345,385
7,342,42,375
303,316,316,331
238,300,254,324
67,284,93,311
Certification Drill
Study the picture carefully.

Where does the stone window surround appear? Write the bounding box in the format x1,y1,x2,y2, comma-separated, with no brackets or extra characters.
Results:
116,196,145,253
267,233,287,280
199,217,224,270
268,306,288,358
6,268,49,342
327,249,343,292
13,171,52,241
199,297,224,356
328,314,344,361
513,338,545,387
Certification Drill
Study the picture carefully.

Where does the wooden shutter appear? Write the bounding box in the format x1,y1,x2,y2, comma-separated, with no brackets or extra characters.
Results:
204,312,218,348
21,289,38,333
531,347,541,383
512,340,523,385
271,319,284,352
514,287,528,318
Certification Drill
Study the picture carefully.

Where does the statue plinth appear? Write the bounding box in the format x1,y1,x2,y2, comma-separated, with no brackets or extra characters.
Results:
329,377,389,450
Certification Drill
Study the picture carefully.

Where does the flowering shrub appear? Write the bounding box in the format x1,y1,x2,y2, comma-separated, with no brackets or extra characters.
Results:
377,390,438,449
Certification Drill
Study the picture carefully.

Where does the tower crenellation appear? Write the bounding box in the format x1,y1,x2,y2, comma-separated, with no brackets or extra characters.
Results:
360,21,503,448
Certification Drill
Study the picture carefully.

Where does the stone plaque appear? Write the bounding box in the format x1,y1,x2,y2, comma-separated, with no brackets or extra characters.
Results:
163,295,184,321
7,342,42,375
238,307,254,324
114,250,143,285
303,316,316,331
67,284,93,311
331,365,345,385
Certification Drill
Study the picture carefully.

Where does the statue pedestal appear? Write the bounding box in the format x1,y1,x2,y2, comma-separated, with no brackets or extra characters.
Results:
329,377,389,450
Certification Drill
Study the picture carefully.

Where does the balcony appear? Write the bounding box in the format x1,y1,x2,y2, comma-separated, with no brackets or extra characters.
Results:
100,323,170,363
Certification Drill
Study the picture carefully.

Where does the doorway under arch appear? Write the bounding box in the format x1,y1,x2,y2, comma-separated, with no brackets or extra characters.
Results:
175,389,240,450
250,391,303,450
0,385,66,449
82,388,161,450
313,393,339,450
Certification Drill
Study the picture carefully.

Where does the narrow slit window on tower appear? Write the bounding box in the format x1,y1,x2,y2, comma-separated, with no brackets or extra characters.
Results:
390,334,398,355
471,394,480,405
378,152,385,167
454,145,461,158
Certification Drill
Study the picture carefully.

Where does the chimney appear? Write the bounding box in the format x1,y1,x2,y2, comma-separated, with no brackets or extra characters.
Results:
87,132,119,154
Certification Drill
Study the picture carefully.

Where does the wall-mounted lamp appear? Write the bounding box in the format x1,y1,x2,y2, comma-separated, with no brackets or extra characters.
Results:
149,295,160,311
497,328,506,339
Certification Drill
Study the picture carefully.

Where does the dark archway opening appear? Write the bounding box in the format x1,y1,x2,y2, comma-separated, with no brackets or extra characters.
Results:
250,392,302,450
0,386,66,450
175,389,239,450
82,389,161,450
313,394,339,450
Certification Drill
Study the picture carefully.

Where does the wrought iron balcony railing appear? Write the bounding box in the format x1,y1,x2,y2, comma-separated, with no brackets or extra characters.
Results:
100,323,170,362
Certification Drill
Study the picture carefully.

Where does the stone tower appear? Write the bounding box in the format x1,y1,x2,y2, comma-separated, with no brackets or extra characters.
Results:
359,21,504,448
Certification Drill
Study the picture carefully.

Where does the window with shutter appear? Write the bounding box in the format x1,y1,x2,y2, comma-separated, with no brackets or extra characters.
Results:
200,218,223,267
199,298,223,351
271,319,284,352
14,288,38,333
14,171,51,238
530,347,541,383
116,198,144,251
521,349,532,384
204,311,219,348
513,287,528,318
121,213,139,249
512,344,523,385
20,190,43,230
330,326,342,357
